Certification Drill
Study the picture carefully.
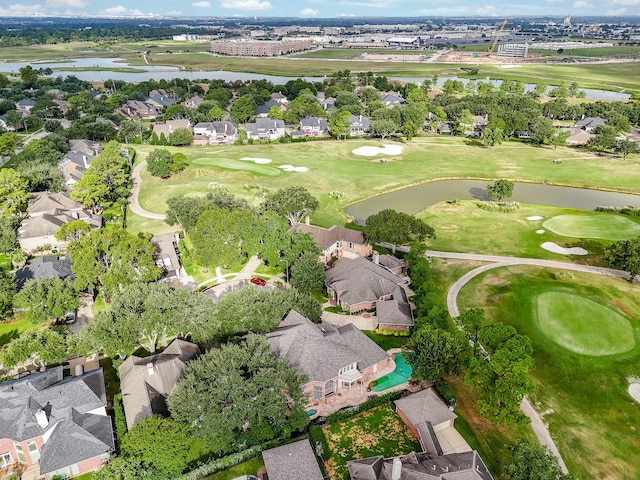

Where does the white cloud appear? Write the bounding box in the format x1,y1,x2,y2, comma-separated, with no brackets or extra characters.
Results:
607,7,628,12
573,0,594,6
607,0,640,4
220,0,272,10
301,7,319,15
166,10,183,15
99,5,146,15
46,0,86,7
335,12,357,16
0,3,46,15
192,1,211,7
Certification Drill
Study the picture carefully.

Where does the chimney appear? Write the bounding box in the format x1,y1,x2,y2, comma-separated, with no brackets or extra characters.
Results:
372,251,380,264
146,362,154,376
35,409,49,428
392,457,402,480
305,215,310,225
83,155,88,169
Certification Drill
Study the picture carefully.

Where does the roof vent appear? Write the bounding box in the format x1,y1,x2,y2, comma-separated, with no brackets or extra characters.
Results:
35,409,49,428
147,363,154,376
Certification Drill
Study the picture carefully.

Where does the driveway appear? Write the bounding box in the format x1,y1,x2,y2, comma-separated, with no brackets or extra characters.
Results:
130,157,167,220
68,297,94,336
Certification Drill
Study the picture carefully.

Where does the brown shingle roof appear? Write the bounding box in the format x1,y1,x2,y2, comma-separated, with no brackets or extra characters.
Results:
291,223,367,250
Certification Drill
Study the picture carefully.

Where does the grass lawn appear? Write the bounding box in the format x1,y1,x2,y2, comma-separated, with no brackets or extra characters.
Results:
363,330,410,350
131,138,640,235
457,265,640,480
537,291,635,356
322,403,421,480
0,318,30,346
542,213,640,241
418,201,615,260
99,357,121,403
202,456,265,480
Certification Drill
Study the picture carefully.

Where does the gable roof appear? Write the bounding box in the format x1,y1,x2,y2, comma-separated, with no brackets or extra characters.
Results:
300,116,328,130
291,223,367,251
574,116,607,130
119,339,200,430
14,255,74,290
0,367,114,474
394,389,457,430
325,257,406,306
266,311,388,383
27,192,84,216
349,115,371,130
348,450,493,480
262,439,323,480
376,291,413,327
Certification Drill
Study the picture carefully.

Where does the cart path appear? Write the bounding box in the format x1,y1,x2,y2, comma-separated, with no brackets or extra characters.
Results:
130,157,167,220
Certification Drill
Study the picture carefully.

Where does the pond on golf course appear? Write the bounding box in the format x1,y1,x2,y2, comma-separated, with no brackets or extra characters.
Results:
344,180,640,224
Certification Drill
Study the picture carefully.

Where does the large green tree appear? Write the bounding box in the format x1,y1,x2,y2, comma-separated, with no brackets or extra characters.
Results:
290,251,325,293
604,236,640,280
263,186,320,226
14,278,79,324
0,269,15,320
506,439,574,480
487,179,514,202
329,110,352,140
146,148,173,178
55,220,91,243
0,168,30,215
168,335,309,454
0,214,20,253
364,209,436,252
68,229,161,295
405,325,469,382
0,327,74,368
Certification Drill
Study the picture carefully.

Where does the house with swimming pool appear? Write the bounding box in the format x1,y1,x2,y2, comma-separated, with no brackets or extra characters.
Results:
265,310,392,406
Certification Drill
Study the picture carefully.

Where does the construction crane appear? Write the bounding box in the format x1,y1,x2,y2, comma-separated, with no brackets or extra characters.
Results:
487,18,508,55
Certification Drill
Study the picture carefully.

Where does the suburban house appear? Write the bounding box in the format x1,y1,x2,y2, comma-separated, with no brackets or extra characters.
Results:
14,255,74,291
58,151,94,188
182,95,204,109
265,310,392,403
119,339,200,430
152,233,182,279
0,114,14,131
299,116,330,137
147,89,177,108
52,99,68,115
348,389,493,480
0,367,115,480
262,439,324,480
349,115,371,136
321,96,337,112
565,127,593,146
115,100,162,120
96,117,120,132
291,221,372,264
192,121,238,145
375,252,404,275
68,139,103,157
472,114,490,134
244,118,285,141
574,116,607,132
325,256,414,330
152,119,192,139
380,91,405,107
17,192,102,254
16,98,36,116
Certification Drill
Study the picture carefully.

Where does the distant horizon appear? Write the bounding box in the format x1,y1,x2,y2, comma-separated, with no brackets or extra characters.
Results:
0,0,639,19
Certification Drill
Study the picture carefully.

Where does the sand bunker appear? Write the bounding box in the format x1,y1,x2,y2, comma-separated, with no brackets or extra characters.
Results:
527,216,543,221
536,230,546,234
628,379,640,404
352,144,404,157
541,242,588,255
241,157,272,164
279,164,308,173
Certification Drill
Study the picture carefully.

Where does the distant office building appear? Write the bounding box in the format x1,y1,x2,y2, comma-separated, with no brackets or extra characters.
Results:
497,43,529,58
211,39,312,57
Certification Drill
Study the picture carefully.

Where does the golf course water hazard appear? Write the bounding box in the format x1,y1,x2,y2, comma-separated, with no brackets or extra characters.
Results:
345,180,640,224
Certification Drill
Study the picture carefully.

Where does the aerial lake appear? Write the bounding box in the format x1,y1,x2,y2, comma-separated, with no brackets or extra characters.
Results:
344,180,640,224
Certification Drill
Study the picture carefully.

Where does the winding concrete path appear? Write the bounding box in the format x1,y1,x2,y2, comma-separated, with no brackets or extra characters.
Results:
130,158,167,220
429,249,637,475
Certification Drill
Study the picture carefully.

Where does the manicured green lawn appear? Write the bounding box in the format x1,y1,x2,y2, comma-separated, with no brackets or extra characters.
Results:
537,291,635,356
322,403,421,480
0,318,30,346
542,213,640,241
363,330,410,351
419,201,612,260
202,456,264,480
457,265,640,480
132,138,640,235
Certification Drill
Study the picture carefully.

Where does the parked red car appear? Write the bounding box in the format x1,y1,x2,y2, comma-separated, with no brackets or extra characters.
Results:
250,277,266,286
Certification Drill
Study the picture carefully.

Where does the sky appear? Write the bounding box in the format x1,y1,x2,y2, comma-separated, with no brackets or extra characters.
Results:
0,0,638,18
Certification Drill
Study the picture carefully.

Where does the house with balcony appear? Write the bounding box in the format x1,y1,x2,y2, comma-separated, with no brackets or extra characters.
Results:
0,367,115,480
291,221,371,264
265,310,391,404
192,121,238,145
152,119,192,140
349,115,371,136
245,118,285,141
299,116,330,137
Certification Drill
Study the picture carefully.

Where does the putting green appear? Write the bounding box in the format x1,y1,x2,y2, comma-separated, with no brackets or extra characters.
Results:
542,214,640,241
536,291,635,356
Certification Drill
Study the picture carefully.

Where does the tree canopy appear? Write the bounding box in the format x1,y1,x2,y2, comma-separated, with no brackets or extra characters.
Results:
290,251,325,293
506,439,574,480
0,327,74,368
263,186,320,226
604,236,640,280
14,278,79,324
168,335,309,454
487,179,515,202
405,325,469,382
364,209,436,252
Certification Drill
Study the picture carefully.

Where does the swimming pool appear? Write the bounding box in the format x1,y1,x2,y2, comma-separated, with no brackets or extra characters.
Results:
371,353,412,392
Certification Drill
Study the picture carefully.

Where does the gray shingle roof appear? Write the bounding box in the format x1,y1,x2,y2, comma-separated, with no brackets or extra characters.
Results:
265,311,388,383
348,451,493,480
119,339,200,430
376,292,413,327
0,367,114,475
394,389,456,429
262,439,324,480
14,256,74,290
